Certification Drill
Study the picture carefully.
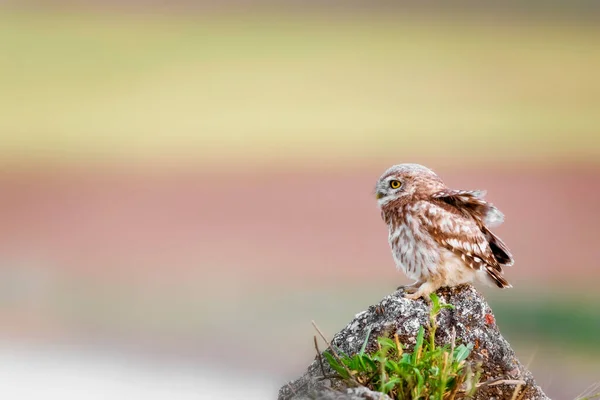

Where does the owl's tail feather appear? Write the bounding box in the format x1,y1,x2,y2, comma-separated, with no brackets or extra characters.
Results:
482,227,514,267
485,266,512,289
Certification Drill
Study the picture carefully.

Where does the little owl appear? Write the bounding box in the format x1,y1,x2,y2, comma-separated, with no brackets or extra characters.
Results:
375,163,513,300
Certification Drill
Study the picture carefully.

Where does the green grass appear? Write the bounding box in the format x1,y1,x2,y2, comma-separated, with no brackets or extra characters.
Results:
0,10,599,165
323,293,482,399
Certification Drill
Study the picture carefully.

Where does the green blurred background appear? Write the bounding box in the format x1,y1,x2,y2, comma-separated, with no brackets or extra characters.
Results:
0,2,599,399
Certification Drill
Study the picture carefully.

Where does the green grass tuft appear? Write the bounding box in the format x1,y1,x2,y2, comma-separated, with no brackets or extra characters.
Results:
324,293,481,399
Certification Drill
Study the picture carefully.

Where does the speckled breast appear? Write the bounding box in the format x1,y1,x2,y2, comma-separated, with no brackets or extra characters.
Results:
388,219,439,281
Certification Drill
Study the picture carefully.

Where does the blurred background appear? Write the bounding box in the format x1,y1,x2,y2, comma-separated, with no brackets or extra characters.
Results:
0,1,599,399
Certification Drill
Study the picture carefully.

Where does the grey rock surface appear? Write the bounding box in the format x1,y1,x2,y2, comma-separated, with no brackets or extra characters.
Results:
278,285,549,400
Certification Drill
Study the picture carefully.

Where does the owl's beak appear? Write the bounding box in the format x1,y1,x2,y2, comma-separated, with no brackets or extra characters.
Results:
376,191,385,200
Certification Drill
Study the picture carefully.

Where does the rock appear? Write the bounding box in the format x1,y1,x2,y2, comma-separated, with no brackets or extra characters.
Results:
278,285,549,400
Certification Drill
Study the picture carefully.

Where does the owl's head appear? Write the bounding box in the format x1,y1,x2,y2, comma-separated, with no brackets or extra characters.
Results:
375,163,444,208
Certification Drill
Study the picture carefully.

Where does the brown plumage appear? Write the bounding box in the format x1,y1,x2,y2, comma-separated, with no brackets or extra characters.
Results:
375,164,514,299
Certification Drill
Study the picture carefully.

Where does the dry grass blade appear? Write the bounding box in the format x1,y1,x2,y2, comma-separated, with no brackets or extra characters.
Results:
509,385,523,400
576,381,600,400
311,320,359,385
477,379,526,388
313,335,327,378
286,383,296,395
511,346,540,400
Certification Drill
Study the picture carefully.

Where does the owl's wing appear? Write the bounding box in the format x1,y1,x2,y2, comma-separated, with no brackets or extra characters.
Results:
432,189,504,228
432,189,513,267
418,202,511,288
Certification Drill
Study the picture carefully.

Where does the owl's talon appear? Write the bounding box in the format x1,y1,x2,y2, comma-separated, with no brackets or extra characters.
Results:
404,291,433,305
400,286,418,294
403,282,437,304
403,292,421,300
403,288,426,300
397,281,423,293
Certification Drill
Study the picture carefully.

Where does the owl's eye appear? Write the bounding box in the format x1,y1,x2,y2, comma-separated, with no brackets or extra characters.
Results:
390,180,402,189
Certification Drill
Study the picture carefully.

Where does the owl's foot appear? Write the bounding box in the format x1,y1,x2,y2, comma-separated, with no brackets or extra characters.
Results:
403,281,440,302
397,280,423,294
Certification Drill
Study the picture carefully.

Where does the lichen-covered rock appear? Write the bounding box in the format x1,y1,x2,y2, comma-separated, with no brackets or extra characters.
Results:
278,285,549,400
